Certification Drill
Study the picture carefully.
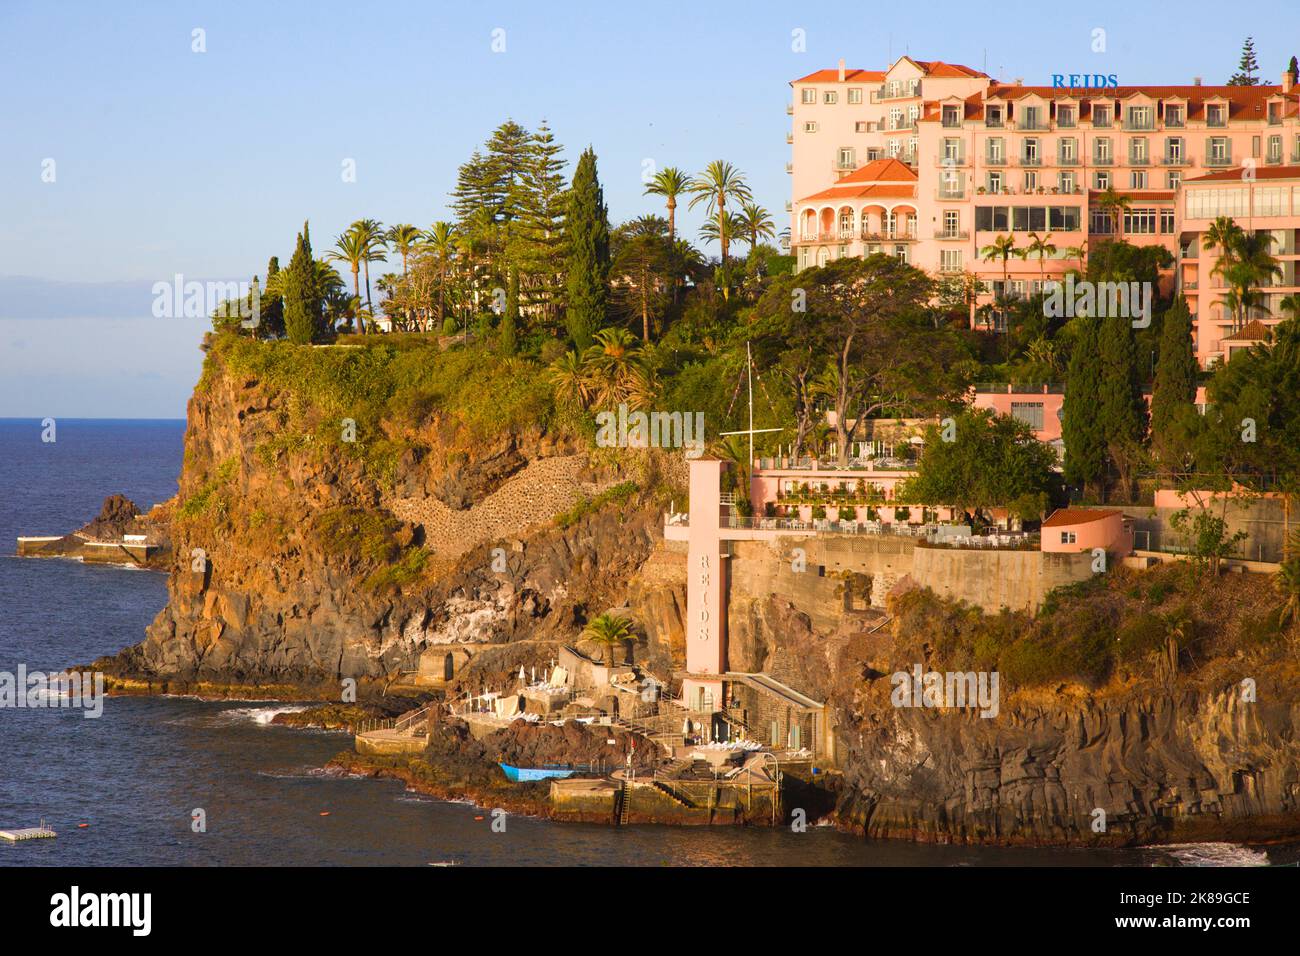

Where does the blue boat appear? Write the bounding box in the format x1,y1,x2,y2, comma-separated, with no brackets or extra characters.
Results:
498,763,581,782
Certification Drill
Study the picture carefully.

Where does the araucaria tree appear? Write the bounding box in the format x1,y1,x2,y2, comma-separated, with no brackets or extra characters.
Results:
283,222,321,344
564,146,610,350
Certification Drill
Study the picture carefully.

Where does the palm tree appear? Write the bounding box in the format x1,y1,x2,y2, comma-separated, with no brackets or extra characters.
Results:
325,230,369,333
687,161,752,292
349,218,387,316
1275,530,1300,631
1019,232,1056,288
980,233,1017,331
697,211,744,249
1279,293,1300,321
423,221,458,328
736,201,776,254
546,350,591,410
583,327,646,408
643,166,691,240
386,224,422,276
581,613,634,666
1094,186,1131,239
1208,221,1281,332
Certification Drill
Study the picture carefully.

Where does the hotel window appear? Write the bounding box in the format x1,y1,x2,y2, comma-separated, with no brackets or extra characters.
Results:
1267,135,1283,163
889,107,903,129
1252,135,1261,159
1090,208,1114,233
1165,104,1184,127
1130,170,1147,189
1057,105,1076,128
1093,104,1112,127
942,105,962,128
976,206,1010,231
867,147,882,160
888,139,901,157
1058,136,1077,163
1023,171,1038,191
1255,187,1288,217
1167,171,1182,189
893,244,909,263
1268,101,1282,125
943,210,960,235
1124,208,1158,234
1059,171,1075,193
803,121,818,133
908,105,920,127
837,147,856,169
942,137,963,163
1126,106,1154,130
1020,105,1043,130
1206,104,1226,127
940,249,963,272
855,121,869,133
823,91,838,105
1164,137,1183,163
986,137,1005,163
1094,170,1110,189
1160,208,1176,233
801,88,816,104
1011,402,1045,431
848,88,863,105
987,170,1003,193
1129,137,1148,165
1207,137,1230,165
986,106,1004,128
1022,138,1040,164
1048,206,1081,231
1186,186,1249,218
1094,137,1112,163
1060,531,1077,545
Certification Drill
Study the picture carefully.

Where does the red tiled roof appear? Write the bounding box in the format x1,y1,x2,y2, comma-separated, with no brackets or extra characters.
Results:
1185,164,1300,183
834,158,918,184
914,60,986,78
1041,508,1122,528
985,83,1290,122
1222,320,1272,342
792,68,885,84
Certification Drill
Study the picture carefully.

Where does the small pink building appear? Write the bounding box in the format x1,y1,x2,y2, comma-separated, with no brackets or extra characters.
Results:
971,384,1064,444
1040,508,1131,554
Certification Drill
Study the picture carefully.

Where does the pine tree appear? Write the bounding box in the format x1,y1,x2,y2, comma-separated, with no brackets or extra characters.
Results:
563,147,610,350
1063,316,1106,497
1096,311,1146,499
1150,296,1199,469
283,222,320,344
512,120,569,325
1229,37,1261,85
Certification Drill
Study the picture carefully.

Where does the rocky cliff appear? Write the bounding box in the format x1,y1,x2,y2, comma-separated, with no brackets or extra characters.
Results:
105,337,679,690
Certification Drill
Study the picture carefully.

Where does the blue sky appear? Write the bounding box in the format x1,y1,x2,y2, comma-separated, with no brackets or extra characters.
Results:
2,0,1297,416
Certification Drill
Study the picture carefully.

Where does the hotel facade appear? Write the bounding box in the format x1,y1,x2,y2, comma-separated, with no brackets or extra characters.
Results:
789,56,1300,366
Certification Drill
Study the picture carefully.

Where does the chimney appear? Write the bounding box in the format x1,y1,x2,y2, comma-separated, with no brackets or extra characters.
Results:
838,58,846,82
1284,66,1296,94
1014,77,1023,86
1193,76,1202,86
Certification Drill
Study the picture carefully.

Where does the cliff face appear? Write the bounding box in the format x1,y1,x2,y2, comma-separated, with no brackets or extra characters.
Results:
113,344,670,687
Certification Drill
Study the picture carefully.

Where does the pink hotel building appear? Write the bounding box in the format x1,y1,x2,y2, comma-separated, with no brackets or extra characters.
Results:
789,57,1300,366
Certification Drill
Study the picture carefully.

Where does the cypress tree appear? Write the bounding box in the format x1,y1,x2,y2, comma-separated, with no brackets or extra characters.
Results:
1063,316,1106,497
1096,311,1146,499
1150,296,1198,466
283,222,319,344
261,255,284,338
564,146,609,350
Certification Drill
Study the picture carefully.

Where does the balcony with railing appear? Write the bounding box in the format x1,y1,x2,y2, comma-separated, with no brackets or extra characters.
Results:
935,154,968,167
1128,152,1150,167
933,229,969,240
1019,154,1042,167
1055,154,1079,166
935,188,966,200
862,227,918,242
1160,154,1190,166
1092,154,1114,166
1205,154,1233,167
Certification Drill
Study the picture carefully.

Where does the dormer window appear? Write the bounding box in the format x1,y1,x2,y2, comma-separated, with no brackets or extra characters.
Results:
941,105,962,128
985,105,1004,128
1165,104,1184,127
1268,101,1282,125
1093,104,1112,127
1057,105,1076,128
1206,104,1227,127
